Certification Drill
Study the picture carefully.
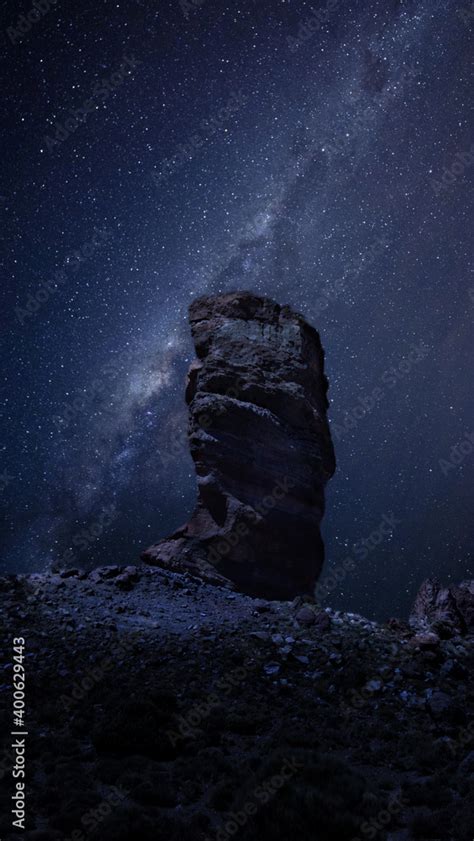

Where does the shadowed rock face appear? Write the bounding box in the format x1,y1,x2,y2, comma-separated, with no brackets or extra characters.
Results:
142,291,335,599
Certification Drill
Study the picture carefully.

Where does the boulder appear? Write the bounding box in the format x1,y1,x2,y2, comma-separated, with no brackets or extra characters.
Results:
410,578,474,635
142,291,335,599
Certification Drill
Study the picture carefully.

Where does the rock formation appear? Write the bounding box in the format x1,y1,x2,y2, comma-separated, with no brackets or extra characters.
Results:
410,577,474,636
142,290,335,599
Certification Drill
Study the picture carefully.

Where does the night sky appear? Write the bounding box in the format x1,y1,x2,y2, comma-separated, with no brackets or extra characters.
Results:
1,0,473,620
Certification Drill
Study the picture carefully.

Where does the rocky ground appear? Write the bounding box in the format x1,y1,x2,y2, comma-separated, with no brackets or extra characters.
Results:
0,566,473,841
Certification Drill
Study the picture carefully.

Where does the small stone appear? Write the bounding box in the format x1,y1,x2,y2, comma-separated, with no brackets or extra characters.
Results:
365,679,383,693
296,606,316,626
428,690,453,717
88,566,120,583
293,654,309,665
263,661,281,676
249,631,269,641
313,612,331,633
408,632,440,650
440,659,468,680
115,566,140,590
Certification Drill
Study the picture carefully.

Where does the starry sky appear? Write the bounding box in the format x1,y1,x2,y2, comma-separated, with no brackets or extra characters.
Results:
1,0,473,620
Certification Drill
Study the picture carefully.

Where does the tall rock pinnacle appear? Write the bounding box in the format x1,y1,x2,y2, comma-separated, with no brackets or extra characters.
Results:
142,291,336,599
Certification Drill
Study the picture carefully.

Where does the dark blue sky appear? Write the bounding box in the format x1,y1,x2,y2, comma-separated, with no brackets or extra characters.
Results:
1,0,473,619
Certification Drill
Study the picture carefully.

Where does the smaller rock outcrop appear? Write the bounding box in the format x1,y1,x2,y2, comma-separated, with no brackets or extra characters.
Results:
410,578,474,636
